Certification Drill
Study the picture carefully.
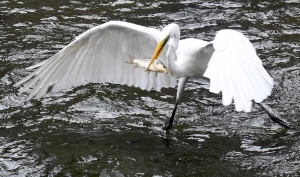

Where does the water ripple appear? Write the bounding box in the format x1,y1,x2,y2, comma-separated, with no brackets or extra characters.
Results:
1,0,300,176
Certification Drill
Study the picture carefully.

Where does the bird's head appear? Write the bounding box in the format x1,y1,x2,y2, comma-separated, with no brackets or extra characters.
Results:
147,23,180,70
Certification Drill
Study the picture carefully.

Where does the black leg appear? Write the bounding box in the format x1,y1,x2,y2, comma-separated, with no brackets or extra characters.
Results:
163,100,179,130
257,103,291,129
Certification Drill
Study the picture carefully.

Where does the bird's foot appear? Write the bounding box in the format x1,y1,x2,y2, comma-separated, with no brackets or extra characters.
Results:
162,100,179,131
258,103,292,129
163,121,173,130
267,112,292,129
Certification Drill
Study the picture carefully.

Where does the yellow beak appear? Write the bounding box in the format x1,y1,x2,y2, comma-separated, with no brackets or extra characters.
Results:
147,38,168,71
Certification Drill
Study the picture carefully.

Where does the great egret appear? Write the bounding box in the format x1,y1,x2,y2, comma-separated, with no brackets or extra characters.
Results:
14,21,290,130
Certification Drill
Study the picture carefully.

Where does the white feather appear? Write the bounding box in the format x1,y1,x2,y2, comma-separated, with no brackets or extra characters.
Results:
204,29,274,112
14,21,177,99
14,22,274,114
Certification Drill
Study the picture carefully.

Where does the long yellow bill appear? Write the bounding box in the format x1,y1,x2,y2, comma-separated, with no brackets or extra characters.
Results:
146,38,168,71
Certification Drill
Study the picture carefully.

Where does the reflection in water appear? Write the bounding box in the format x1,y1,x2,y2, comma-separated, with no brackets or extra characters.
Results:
0,0,300,176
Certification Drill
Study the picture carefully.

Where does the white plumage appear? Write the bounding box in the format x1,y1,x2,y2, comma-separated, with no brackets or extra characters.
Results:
14,21,274,129
15,21,177,99
204,29,273,112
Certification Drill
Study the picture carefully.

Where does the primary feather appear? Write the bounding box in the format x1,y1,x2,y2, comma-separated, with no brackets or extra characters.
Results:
14,21,177,100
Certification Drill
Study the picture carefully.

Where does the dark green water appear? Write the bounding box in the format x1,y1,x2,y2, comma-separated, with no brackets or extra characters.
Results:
1,0,300,176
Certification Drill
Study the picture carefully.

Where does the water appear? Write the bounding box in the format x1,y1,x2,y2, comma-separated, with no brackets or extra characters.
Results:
1,0,300,176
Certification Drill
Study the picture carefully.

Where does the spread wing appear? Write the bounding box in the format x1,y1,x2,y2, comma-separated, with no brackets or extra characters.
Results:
14,21,177,99
203,29,274,112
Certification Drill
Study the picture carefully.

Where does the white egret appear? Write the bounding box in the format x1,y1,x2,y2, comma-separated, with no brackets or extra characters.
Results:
14,21,290,130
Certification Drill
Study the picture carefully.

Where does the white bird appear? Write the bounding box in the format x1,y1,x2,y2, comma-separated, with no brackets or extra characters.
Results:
14,21,290,129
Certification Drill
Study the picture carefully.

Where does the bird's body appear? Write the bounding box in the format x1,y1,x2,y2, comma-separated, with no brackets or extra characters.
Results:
175,38,213,78
14,21,290,129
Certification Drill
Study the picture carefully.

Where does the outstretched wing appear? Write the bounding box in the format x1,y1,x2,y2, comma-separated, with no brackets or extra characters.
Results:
203,29,274,112
14,21,177,99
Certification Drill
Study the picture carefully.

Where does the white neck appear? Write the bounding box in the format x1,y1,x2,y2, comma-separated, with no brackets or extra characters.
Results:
166,38,181,78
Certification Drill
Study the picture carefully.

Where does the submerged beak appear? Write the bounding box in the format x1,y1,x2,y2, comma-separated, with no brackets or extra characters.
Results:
147,37,168,71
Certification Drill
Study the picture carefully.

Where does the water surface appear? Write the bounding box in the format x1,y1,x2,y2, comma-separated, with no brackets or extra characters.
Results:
1,0,300,176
